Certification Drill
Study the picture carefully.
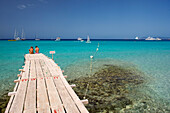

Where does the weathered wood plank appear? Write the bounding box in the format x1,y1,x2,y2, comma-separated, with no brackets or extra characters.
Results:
9,61,30,113
40,59,65,113
36,60,51,113
48,59,89,113
5,55,31,113
24,60,36,113
6,53,88,113
5,73,22,113
44,59,80,113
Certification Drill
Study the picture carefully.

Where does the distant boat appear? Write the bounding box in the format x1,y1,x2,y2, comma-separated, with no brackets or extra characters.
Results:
8,28,26,41
35,34,40,41
135,37,139,40
77,37,84,42
86,35,91,43
15,31,21,41
80,39,84,42
77,37,82,41
8,39,16,41
55,37,61,41
155,38,162,40
8,29,17,41
145,36,162,40
15,37,21,41
21,29,26,41
21,38,26,41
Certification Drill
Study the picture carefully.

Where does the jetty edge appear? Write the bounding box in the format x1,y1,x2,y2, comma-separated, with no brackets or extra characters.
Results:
5,53,89,113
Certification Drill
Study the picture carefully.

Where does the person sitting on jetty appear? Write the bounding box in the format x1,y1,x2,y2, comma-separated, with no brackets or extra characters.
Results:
35,46,39,54
29,46,34,54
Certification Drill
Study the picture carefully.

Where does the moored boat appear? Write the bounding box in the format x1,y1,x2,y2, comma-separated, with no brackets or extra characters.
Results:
8,29,17,41
78,37,84,42
135,37,139,40
35,39,40,41
8,39,16,41
21,29,26,41
55,37,61,41
145,36,162,40
86,35,91,43
77,37,82,41
35,34,40,41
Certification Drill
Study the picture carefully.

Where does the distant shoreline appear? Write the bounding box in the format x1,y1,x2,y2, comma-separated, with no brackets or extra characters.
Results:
0,39,170,41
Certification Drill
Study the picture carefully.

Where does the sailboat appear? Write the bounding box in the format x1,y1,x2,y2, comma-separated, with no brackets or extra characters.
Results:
8,29,17,41
21,29,26,41
55,37,61,41
8,29,26,41
35,34,40,41
15,31,21,41
86,35,91,43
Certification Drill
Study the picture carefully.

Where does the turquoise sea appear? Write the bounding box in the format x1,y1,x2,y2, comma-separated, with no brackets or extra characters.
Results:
0,40,170,112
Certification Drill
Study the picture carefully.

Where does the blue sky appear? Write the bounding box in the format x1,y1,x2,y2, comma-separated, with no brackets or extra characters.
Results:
0,0,170,39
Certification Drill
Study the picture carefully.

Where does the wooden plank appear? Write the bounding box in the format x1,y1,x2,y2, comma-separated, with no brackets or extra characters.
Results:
24,60,36,113
25,54,30,61
42,54,89,112
48,59,89,113
5,73,22,113
40,59,65,113
6,53,88,113
6,54,30,113
35,60,51,113
44,59,80,113
60,74,89,113
9,60,30,113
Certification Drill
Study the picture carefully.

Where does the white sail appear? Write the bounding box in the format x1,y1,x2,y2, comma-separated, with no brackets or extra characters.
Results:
15,31,20,40
21,29,26,40
21,29,24,39
86,35,91,43
14,29,17,39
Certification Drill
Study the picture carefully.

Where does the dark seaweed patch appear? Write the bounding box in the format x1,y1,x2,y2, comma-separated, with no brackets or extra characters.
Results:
69,65,144,112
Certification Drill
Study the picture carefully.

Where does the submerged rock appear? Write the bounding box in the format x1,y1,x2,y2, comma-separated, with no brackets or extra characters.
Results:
69,65,144,112
0,92,10,113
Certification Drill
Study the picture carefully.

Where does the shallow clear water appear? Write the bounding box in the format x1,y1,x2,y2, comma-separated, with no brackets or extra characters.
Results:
0,40,170,106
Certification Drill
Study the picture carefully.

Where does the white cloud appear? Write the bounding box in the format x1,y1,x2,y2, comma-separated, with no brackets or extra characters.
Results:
27,4,34,7
17,4,26,10
17,0,47,10
38,0,48,4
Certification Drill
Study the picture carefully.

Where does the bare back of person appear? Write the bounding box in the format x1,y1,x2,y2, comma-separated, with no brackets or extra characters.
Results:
35,46,39,54
29,46,34,54
29,48,34,54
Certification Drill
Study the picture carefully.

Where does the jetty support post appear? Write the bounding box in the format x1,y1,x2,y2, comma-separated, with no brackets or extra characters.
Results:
81,99,88,105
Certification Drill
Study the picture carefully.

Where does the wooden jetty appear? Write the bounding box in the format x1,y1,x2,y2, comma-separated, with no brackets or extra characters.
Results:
5,54,89,113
